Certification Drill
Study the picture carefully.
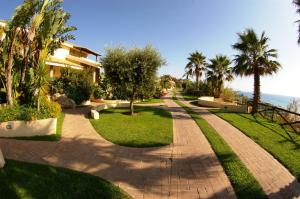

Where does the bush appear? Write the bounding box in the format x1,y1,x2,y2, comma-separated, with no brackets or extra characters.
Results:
221,88,237,102
183,81,211,96
53,68,94,104
93,86,104,99
0,90,6,104
0,98,61,122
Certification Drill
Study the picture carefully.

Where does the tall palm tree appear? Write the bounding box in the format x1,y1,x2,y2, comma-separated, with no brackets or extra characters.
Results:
232,29,281,113
207,55,233,98
184,51,206,89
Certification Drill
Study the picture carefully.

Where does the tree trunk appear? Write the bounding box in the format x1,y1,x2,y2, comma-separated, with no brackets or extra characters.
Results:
252,69,260,114
20,56,29,83
5,42,14,106
130,99,134,115
195,75,199,90
216,81,222,98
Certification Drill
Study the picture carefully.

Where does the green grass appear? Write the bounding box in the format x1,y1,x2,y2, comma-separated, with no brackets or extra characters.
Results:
9,112,65,141
0,159,131,199
135,98,164,104
210,109,300,182
181,93,198,101
90,106,173,147
174,99,267,199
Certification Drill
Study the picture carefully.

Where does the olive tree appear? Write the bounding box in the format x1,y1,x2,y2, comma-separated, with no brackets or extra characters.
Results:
102,45,165,115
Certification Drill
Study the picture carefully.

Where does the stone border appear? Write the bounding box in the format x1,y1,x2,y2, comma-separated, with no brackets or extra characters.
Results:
0,118,57,137
198,97,248,113
93,101,130,112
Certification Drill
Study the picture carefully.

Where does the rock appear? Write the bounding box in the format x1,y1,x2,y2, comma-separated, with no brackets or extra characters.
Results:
82,100,91,106
0,149,5,168
91,110,100,119
56,96,76,109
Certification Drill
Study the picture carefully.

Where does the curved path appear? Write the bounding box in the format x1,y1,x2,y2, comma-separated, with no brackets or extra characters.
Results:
177,93,300,199
0,96,236,199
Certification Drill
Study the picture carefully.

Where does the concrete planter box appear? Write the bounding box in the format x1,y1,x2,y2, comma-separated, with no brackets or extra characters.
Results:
94,101,130,112
0,118,57,138
198,96,248,113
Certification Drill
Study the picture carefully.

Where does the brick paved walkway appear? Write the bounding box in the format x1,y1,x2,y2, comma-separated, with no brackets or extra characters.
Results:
177,93,300,199
0,96,236,199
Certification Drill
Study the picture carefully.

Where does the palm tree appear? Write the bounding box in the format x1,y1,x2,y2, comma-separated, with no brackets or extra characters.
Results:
232,29,281,114
0,0,76,106
294,0,300,43
184,51,206,89
207,55,233,98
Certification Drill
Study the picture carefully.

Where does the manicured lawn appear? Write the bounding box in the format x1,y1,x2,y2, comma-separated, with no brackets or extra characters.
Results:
211,109,300,181
0,159,131,199
181,93,198,101
90,106,173,147
174,99,267,199
12,112,65,141
135,98,164,104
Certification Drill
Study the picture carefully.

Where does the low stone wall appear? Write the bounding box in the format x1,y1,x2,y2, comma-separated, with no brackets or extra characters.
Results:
94,101,130,112
198,97,248,113
0,118,57,137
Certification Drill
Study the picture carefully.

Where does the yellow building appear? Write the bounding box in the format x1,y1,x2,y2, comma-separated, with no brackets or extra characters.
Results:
0,20,101,83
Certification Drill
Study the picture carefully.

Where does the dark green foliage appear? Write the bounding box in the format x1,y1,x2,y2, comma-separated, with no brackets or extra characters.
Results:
0,97,61,122
102,45,165,114
0,89,6,103
53,68,94,105
174,99,267,199
0,159,131,199
182,80,211,98
93,86,104,99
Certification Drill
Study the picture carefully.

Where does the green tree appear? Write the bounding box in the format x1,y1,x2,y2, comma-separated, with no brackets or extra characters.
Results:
160,75,173,89
102,45,165,115
0,0,76,106
232,29,281,113
184,51,206,89
207,55,233,98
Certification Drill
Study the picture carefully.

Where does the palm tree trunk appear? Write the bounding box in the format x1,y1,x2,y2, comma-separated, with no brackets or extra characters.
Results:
5,42,15,106
216,81,222,98
195,75,199,91
252,69,260,114
21,56,29,83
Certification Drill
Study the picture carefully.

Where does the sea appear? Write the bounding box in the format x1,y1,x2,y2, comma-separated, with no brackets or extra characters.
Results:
238,91,300,112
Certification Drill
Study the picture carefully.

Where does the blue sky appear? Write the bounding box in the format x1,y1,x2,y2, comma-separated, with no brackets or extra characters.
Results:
1,0,300,97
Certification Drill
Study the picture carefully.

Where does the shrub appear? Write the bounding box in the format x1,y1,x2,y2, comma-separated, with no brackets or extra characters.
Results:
183,81,211,96
93,86,104,99
0,98,61,122
221,88,237,102
54,68,94,104
0,90,6,104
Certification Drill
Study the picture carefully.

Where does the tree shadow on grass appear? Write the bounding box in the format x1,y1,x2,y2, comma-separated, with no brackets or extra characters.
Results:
235,113,300,149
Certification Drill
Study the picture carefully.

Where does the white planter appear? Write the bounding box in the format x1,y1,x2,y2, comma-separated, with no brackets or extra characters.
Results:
0,118,57,137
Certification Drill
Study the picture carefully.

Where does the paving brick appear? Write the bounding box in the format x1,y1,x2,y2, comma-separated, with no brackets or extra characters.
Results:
178,94,300,199
0,97,237,199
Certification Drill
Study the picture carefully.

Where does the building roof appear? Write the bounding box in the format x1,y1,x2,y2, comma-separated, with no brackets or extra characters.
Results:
64,42,101,57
